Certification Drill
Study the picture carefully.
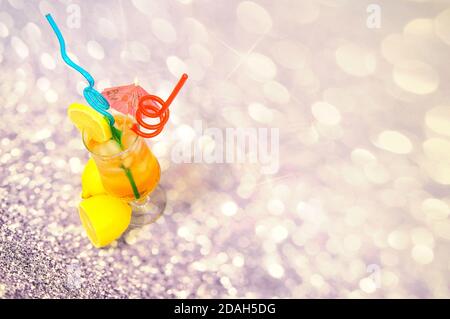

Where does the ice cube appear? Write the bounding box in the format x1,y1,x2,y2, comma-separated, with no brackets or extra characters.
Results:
122,129,138,149
122,156,133,168
93,140,122,156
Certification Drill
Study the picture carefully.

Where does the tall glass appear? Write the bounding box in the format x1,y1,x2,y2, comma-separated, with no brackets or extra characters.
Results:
82,115,166,226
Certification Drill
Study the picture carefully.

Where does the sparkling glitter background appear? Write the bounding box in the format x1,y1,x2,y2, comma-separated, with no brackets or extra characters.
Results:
1,0,450,298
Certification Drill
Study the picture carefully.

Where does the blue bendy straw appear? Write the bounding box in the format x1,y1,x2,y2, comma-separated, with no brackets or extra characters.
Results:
45,14,115,125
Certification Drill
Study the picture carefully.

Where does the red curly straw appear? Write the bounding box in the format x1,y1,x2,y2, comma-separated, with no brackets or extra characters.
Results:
133,73,188,138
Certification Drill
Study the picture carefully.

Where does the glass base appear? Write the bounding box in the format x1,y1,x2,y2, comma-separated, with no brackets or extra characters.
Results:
129,185,166,227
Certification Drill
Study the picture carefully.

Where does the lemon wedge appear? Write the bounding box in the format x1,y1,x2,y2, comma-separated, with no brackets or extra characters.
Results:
81,158,106,199
68,103,111,142
79,195,131,248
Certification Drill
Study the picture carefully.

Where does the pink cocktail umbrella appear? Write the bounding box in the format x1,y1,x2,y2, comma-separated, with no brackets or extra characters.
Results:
101,84,150,116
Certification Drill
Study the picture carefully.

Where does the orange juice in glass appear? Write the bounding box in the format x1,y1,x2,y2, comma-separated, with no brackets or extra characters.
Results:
83,115,165,225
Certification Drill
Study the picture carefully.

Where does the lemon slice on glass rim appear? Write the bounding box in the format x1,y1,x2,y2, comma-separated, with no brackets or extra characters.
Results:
68,102,112,143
